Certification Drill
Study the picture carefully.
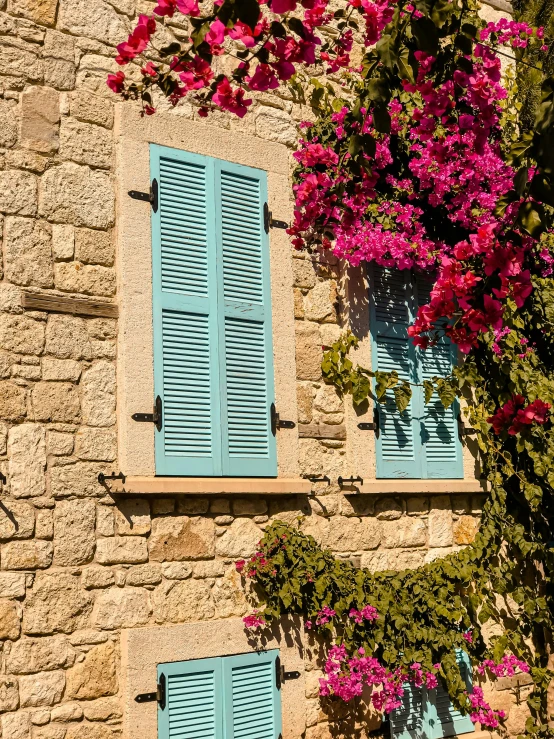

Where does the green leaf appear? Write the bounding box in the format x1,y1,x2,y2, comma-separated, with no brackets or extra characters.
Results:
393,382,412,413
518,201,546,238
411,17,439,55
423,380,435,405
373,105,391,134
514,167,529,197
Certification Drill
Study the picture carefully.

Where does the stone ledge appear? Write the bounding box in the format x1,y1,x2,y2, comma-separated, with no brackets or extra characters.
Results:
110,476,312,495
356,479,487,495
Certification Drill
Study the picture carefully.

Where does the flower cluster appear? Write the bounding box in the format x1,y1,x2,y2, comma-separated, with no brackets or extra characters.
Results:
242,610,267,629
477,654,530,677
487,395,550,435
348,604,379,623
480,18,548,53
467,686,506,729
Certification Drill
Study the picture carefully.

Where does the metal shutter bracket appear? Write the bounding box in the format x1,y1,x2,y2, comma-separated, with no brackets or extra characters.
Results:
263,203,288,233
132,396,163,432
128,178,159,212
134,673,166,708
275,657,300,690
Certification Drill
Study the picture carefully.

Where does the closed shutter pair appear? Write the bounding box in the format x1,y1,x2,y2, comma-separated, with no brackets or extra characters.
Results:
369,265,464,479
151,145,277,477
158,650,282,739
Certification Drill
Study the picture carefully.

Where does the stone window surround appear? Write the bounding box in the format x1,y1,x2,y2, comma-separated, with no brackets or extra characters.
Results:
114,105,301,486
121,616,306,739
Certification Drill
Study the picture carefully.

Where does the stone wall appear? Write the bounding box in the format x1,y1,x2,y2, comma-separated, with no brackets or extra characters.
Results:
0,0,529,737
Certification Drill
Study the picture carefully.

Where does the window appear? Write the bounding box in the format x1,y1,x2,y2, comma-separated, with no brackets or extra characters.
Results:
390,651,474,739
157,650,282,739
369,265,463,479
151,145,277,478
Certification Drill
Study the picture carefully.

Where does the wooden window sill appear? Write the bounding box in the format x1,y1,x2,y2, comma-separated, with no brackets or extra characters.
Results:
355,479,486,495
109,477,313,495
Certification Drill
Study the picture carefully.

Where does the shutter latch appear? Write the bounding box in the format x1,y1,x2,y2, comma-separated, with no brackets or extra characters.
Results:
263,203,288,233
132,395,163,432
275,657,300,690
128,178,159,213
358,408,380,435
135,673,166,708
338,476,364,487
270,403,296,435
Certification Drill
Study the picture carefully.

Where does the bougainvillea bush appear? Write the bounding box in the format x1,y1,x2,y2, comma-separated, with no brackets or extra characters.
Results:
110,0,554,736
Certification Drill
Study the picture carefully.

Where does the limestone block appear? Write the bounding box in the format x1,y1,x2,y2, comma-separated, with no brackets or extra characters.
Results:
2,711,31,739
233,499,267,516
214,516,233,526
326,516,381,552
149,517,215,561
39,163,114,229
424,548,452,564
0,500,35,539
96,505,114,536
82,361,115,426
6,635,76,674
42,358,81,382
43,57,76,90
255,107,297,146
20,86,59,153
1,541,53,570
314,385,342,415
152,498,175,515
0,676,19,712
453,515,479,545
407,496,429,515
50,703,83,722
152,579,214,623
60,119,112,169
31,383,80,423
212,568,247,618
66,641,117,699
297,384,313,424
192,560,224,579
161,562,192,580
45,315,92,360
214,517,261,558
5,151,49,173
7,0,57,25
43,30,74,60
53,499,95,566
176,498,209,515
340,495,374,517
293,288,304,319
0,599,21,639
292,258,316,289
54,262,116,297
74,228,114,267
70,92,113,129
35,510,54,539
30,711,50,726
22,572,93,635
0,314,45,354
126,564,162,586
58,0,128,45
75,427,116,462
114,499,150,536
387,549,426,571
82,567,115,589
0,39,42,83
0,573,26,598
8,424,46,499
428,508,453,548
51,225,74,261
33,725,67,739
87,319,116,341
304,280,337,323
375,497,403,520
82,697,121,721
0,170,37,216
19,671,65,708
360,550,390,572
66,723,114,739
47,431,74,456
299,438,345,478
0,382,26,421
92,588,151,629
4,218,52,288
95,537,147,565
382,518,427,549
0,99,18,148
295,323,322,381
50,462,105,498
0,423,7,456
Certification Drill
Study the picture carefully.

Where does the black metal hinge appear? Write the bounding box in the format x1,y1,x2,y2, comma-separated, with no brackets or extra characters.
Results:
98,471,126,485
135,673,166,708
263,203,288,233
358,408,380,434
128,178,158,213
338,476,364,487
270,403,296,435
275,657,300,690
132,396,163,432
457,413,477,438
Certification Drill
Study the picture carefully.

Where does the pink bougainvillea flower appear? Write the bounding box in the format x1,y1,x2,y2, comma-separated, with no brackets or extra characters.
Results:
107,70,126,93
271,0,297,13
212,78,252,117
248,63,279,91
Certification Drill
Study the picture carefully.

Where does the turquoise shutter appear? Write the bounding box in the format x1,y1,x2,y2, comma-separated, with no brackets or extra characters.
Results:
222,650,282,739
215,162,277,477
151,146,223,476
391,651,474,739
151,147,276,477
158,657,224,739
369,266,420,478
414,277,463,479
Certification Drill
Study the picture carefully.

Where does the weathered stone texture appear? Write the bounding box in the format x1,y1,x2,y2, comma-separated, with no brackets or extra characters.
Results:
6,635,76,674
0,170,38,216
0,99,18,148
50,462,104,498
149,517,215,561
75,427,116,462
381,518,427,549
0,599,21,640
74,228,114,267
39,163,114,229
20,86,59,153
65,723,115,739
95,537,148,565
212,569,247,618
82,697,121,721
81,361,116,426
0,383,27,422
7,0,58,26
54,262,116,297
58,0,129,45
8,424,46,499
70,92,114,129
19,670,65,707
43,29,74,60
92,588,151,629
125,564,161,586
326,517,381,552
0,573,26,599
53,499,96,566
0,676,19,713
114,499,151,536
45,314,92,360
453,515,479,545
82,567,115,590
66,641,117,699
215,517,261,558
51,224,75,261
31,382,81,423
1,541,53,570
153,579,215,623
295,323,322,381
0,39,42,83
4,218,53,288
23,572,93,635
60,119,112,168
0,501,35,540
42,358,81,382
428,508,453,548
304,280,337,323
2,711,31,739
255,107,297,146
0,314,45,355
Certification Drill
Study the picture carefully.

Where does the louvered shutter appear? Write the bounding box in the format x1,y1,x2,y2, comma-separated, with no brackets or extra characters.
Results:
215,161,277,477
158,657,224,739
222,650,281,739
414,277,463,479
151,146,223,476
390,683,426,739
369,265,420,478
